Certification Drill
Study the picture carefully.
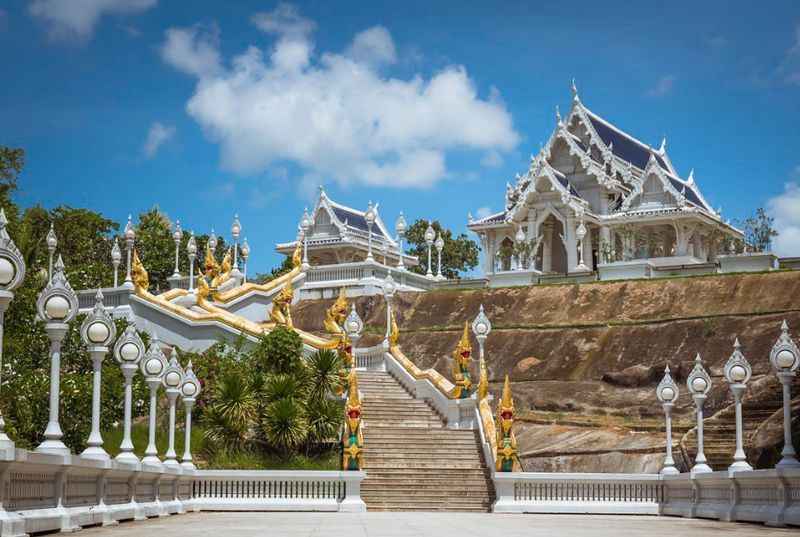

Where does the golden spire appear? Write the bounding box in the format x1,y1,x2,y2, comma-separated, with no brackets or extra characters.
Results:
456,320,472,357
501,374,513,409
131,248,149,293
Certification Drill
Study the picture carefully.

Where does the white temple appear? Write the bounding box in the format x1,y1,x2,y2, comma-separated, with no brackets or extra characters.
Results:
467,84,753,287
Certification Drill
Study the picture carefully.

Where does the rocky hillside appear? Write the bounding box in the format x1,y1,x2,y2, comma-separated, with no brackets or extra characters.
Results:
292,271,800,473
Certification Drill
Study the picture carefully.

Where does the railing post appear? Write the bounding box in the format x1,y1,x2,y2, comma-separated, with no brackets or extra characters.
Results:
339,472,366,512
0,460,25,536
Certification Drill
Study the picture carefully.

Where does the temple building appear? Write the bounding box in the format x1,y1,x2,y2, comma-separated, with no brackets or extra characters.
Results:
468,85,747,286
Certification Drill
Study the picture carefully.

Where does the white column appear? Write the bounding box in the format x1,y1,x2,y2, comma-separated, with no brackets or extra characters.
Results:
691,393,712,473
81,347,109,460
164,391,179,467
0,294,13,452
124,240,133,287
661,403,679,475
37,323,70,455
142,381,161,465
729,384,753,472
565,215,577,272
542,224,553,273
116,364,139,463
181,401,194,469
777,373,799,467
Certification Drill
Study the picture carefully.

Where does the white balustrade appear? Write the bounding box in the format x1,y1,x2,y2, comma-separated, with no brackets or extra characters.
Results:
354,345,386,370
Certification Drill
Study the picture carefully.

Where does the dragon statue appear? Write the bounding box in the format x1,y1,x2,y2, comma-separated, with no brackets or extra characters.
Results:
324,288,348,337
211,247,233,289
131,249,149,293
292,241,302,268
478,356,489,400
269,278,294,328
450,321,474,399
204,242,221,282
195,269,211,302
342,368,364,471
495,374,519,472
388,309,399,347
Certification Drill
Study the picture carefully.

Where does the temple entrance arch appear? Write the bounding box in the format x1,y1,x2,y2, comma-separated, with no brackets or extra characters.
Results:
538,214,567,274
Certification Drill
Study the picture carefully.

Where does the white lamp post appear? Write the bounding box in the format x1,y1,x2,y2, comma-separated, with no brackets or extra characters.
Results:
180,362,201,470
471,304,491,363
187,232,197,292
724,338,753,472
111,237,121,288
345,304,364,356
395,212,407,270
141,334,168,466
162,350,185,468
424,221,435,279
46,222,57,282
576,220,589,272
300,208,311,271
365,202,376,261
686,353,712,474
434,233,445,281
241,239,250,283
208,229,218,254
35,255,78,456
515,226,526,271
656,365,680,475
0,209,26,453
172,220,183,278
123,215,135,289
113,325,144,463
231,214,242,279
79,289,117,461
383,272,396,342
769,321,800,468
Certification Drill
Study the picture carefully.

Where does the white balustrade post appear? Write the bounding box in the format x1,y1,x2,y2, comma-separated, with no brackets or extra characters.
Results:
770,320,800,468
181,362,201,470
172,220,183,278
111,238,121,288
657,365,679,475
725,338,753,472
424,221,435,279
162,350,185,467
80,290,117,460
687,353,712,474
36,255,77,456
187,232,197,292
113,325,144,463
141,334,167,466
0,209,25,454
46,223,57,282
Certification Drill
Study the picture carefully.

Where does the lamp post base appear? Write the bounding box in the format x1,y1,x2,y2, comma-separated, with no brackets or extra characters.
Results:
776,454,800,468
35,439,70,456
142,455,163,467
163,458,180,468
80,446,110,461
115,451,140,464
728,460,753,473
659,465,679,476
180,461,196,471
691,463,713,474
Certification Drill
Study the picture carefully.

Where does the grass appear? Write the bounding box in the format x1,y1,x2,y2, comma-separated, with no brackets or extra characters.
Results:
102,422,339,470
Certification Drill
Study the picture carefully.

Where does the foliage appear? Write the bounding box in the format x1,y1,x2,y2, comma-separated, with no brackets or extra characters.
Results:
254,255,294,284
405,219,479,279
741,208,778,253
0,147,24,195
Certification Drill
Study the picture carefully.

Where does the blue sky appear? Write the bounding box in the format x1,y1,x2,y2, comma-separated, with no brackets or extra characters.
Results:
2,0,800,273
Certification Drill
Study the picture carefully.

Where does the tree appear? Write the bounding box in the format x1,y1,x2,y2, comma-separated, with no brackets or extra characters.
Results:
404,219,480,279
742,208,778,253
254,255,294,284
0,147,24,197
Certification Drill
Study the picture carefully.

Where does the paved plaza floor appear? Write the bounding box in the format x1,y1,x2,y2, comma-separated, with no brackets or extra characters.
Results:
79,512,796,536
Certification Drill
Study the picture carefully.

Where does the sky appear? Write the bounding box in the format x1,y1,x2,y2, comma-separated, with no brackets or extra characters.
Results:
2,0,800,274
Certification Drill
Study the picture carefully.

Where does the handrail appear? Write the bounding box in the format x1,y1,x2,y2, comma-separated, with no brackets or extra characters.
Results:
477,396,498,470
388,345,456,398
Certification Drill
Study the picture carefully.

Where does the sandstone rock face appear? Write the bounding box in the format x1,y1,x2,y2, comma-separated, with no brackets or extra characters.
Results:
292,271,800,472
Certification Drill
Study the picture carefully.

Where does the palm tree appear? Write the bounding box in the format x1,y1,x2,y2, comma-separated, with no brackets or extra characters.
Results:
306,349,344,401
202,369,257,453
262,398,308,455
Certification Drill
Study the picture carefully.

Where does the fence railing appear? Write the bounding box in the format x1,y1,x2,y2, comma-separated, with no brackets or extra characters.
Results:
305,261,435,291
191,470,366,512
493,472,663,514
354,344,386,370
77,286,132,310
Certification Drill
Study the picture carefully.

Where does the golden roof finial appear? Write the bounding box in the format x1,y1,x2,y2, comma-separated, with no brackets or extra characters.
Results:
131,248,149,293
501,374,514,408
456,321,471,356
292,242,302,268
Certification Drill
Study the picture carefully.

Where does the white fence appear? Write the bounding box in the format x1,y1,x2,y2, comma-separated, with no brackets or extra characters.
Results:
192,470,366,512
354,344,386,370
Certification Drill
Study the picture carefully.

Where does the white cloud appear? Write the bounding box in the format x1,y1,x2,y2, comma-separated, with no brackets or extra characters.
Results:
160,24,221,77
768,177,800,256
29,0,156,40
142,122,175,158
475,206,493,220
779,24,800,85
646,75,676,98
480,150,503,168
161,4,518,190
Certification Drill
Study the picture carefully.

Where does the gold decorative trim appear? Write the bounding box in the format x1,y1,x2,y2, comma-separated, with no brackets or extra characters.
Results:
389,345,456,399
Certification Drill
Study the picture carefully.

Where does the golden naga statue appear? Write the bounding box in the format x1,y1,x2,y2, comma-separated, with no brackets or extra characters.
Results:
478,357,489,400
450,321,474,399
342,369,364,471
324,288,348,337
388,309,400,347
131,249,149,292
292,242,302,268
211,247,233,289
195,269,211,302
204,243,220,281
269,279,294,327
338,332,354,370
495,374,519,472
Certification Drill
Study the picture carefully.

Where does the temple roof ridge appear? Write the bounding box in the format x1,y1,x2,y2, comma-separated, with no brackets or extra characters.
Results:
312,188,396,244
